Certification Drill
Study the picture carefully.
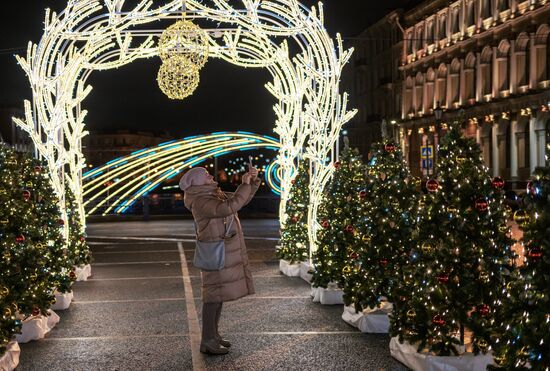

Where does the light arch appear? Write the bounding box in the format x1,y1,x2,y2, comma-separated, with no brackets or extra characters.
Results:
12,0,357,252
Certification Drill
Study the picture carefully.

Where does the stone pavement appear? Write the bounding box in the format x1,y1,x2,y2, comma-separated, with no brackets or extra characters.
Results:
17,220,408,371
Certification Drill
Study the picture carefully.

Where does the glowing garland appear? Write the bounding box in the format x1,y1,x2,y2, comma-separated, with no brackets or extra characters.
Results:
82,132,281,215
13,0,357,253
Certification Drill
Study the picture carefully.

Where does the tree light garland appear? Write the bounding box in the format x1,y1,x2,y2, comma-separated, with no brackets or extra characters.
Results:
12,0,356,253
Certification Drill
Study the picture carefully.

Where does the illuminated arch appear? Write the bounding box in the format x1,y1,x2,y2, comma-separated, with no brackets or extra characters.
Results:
83,132,281,215
13,1,357,252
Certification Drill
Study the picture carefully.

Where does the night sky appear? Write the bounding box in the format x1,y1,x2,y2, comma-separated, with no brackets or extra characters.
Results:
0,0,421,138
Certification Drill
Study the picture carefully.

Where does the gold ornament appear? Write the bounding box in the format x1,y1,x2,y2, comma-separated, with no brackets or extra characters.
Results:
513,210,530,227
342,266,351,274
158,20,209,69
498,224,508,233
157,56,200,100
456,154,467,164
479,271,489,282
0,285,9,298
447,205,458,213
493,354,507,366
3,307,12,317
407,309,416,319
421,242,433,253
476,339,489,352
362,235,371,243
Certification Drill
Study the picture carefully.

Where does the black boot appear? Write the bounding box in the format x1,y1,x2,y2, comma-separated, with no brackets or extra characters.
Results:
200,303,228,355
215,302,231,347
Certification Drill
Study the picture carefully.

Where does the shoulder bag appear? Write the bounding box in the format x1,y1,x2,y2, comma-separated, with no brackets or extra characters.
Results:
193,216,235,271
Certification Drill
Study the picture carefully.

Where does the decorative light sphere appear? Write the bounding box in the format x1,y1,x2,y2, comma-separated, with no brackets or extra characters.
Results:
157,56,200,100
158,20,209,69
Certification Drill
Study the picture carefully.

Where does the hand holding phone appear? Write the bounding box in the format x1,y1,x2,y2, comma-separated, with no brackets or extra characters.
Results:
248,156,258,180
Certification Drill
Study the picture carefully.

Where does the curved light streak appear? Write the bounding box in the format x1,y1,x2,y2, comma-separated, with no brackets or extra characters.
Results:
83,132,281,215
265,160,283,196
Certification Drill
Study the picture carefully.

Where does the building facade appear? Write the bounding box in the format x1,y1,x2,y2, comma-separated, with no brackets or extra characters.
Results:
399,0,550,183
82,130,173,168
342,12,405,157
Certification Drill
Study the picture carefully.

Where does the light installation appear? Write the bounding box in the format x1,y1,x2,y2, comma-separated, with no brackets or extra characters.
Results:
13,0,356,254
82,132,281,215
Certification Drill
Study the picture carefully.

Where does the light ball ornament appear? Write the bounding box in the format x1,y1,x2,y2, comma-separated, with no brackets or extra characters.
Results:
157,56,200,100
158,20,209,69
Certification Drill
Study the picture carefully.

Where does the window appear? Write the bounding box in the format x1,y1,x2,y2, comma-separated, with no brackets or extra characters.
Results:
482,0,492,19
439,16,447,40
467,2,475,26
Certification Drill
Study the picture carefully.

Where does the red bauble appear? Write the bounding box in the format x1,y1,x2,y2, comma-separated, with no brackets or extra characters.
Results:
345,225,354,233
426,179,439,193
291,216,299,223
379,258,389,267
80,236,86,242
334,161,341,169
33,165,42,173
528,247,543,259
437,273,449,284
432,315,446,326
349,252,359,260
32,307,40,317
69,271,76,280
15,235,25,243
291,179,296,185
57,218,65,226
477,304,490,316
492,176,505,190
384,142,397,152
321,220,330,229
475,198,488,212
359,190,367,199
22,190,31,201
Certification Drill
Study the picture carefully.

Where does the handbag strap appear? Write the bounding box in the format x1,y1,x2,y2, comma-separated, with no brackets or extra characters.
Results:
193,215,235,239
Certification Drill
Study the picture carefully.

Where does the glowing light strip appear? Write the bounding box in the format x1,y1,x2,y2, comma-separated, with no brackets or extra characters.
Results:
15,0,357,255
102,143,278,215
82,133,281,215
265,161,283,195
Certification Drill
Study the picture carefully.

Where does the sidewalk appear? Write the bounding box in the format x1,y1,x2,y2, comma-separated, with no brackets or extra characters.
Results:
17,220,407,370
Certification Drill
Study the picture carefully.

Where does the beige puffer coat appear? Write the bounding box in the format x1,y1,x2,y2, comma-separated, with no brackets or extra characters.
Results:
184,179,260,303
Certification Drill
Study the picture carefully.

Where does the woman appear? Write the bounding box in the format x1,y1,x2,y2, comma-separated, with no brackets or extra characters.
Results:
180,166,260,355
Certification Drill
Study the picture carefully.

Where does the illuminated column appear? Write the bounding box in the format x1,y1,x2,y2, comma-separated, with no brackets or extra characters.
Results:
510,118,519,178
529,114,538,173
510,39,517,94
492,120,500,177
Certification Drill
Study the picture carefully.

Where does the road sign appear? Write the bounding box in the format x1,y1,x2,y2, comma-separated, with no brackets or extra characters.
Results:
422,159,433,169
421,145,434,159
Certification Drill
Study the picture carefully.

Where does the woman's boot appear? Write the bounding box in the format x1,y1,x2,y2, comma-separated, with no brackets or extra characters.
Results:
200,303,228,355
215,303,231,347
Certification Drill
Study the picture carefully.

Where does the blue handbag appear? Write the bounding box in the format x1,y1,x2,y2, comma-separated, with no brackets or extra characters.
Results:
193,216,235,271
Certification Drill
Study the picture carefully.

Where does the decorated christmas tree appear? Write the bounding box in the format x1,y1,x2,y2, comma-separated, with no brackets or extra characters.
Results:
65,184,91,268
312,143,365,288
490,144,549,370
391,122,515,356
19,155,75,295
342,141,419,312
0,146,24,355
277,160,310,264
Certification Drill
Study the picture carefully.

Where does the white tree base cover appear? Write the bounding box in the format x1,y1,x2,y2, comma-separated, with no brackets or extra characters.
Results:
389,337,494,371
299,261,313,283
311,283,344,305
51,290,73,310
279,260,301,277
342,304,392,333
0,341,20,371
16,310,60,343
74,264,92,281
